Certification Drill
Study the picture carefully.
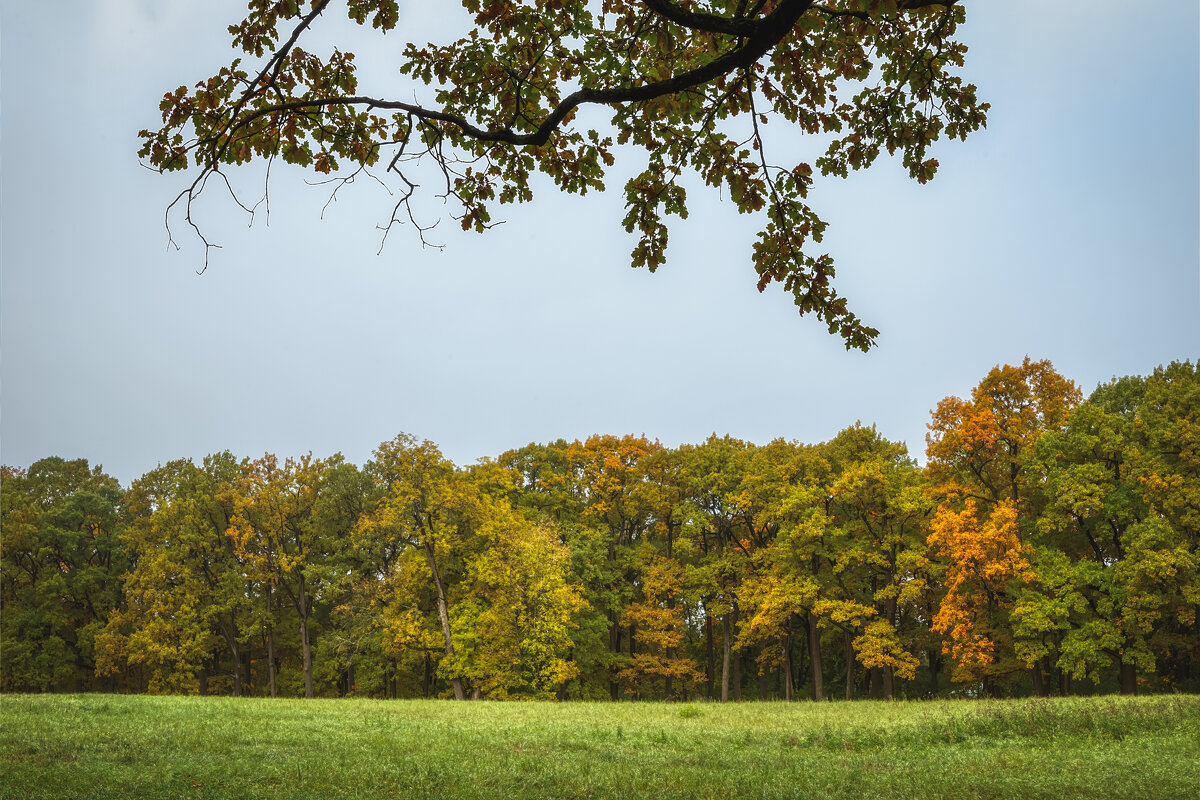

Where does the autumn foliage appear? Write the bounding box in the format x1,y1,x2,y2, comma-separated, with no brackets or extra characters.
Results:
3,359,1197,699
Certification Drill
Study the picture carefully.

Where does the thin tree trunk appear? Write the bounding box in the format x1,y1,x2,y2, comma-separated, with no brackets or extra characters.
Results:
844,632,856,700
424,541,465,700
807,612,824,701
705,613,715,700
731,605,742,701
783,634,794,701
758,643,769,700
219,619,243,697
609,612,622,701
297,571,314,699
265,586,278,698
721,613,732,703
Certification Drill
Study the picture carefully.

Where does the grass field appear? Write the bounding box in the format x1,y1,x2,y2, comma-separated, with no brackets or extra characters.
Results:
1,694,1197,800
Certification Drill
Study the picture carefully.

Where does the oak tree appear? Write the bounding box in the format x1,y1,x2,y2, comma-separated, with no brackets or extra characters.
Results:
143,0,985,350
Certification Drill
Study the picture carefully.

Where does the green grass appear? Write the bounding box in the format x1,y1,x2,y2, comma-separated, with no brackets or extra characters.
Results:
2,694,1197,799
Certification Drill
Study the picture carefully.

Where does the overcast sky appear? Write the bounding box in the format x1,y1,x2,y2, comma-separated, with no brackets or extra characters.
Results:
2,1,1197,485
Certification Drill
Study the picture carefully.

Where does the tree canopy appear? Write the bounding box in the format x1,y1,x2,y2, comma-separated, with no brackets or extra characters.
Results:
4,359,1196,700
142,0,986,350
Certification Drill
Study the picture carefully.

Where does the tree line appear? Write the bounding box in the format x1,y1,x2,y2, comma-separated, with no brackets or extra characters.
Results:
3,358,1196,700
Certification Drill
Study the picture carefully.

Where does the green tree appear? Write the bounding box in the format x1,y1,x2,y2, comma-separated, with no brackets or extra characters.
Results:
1,458,126,692
143,0,986,350
1031,363,1200,694
679,434,758,700
499,439,622,699
572,434,661,699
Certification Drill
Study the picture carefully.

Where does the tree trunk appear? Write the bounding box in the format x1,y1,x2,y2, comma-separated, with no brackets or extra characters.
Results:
882,597,896,700
757,644,769,700
705,614,715,700
721,613,732,702
609,612,622,701
807,612,824,701
1030,664,1046,697
1119,662,1137,695
731,604,742,701
870,667,883,699
423,541,465,700
219,619,243,697
297,570,314,699
783,634,794,701
927,648,940,698
844,632,856,701
265,587,278,698
629,623,639,700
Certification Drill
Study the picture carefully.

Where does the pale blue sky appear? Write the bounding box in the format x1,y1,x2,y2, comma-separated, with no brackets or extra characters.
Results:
2,1,1197,484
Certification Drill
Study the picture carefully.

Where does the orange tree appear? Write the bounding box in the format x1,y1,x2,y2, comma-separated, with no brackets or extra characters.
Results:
142,0,986,350
925,358,1081,694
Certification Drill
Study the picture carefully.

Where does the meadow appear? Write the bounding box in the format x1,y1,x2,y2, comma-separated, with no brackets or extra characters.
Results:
1,695,1197,800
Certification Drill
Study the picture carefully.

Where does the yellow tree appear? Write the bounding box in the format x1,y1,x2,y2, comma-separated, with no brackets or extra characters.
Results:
616,545,705,698
821,426,932,699
228,452,338,698
448,497,587,699
359,434,474,699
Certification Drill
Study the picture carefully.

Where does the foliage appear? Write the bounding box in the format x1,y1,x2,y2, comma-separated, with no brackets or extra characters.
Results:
142,0,989,350
3,360,1197,700
1,459,125,692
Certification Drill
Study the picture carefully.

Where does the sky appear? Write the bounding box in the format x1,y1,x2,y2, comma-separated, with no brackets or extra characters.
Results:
2,1,1197,486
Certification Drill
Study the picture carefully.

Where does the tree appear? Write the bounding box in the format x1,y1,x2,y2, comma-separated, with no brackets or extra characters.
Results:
0,459,126,692
228,452,342,698
821,425,932,699
360,434,475,699
679,434,755,700
446,497,587,699
95,455,254,695
142,0,985,351
1030,363,1200,694
925,357,1081,694
572,434,661,699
